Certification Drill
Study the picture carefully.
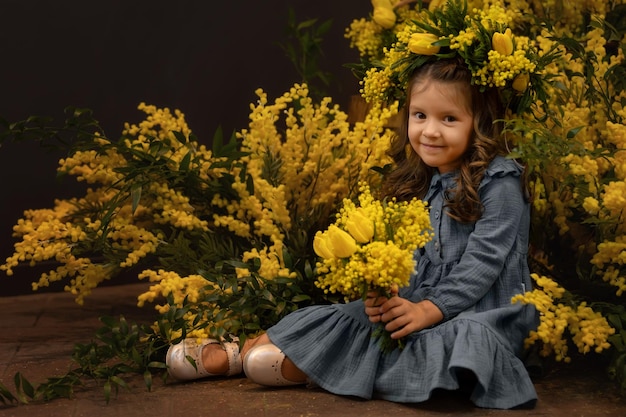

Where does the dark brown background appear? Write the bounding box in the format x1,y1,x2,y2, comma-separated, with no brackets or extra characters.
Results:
0,0,370,294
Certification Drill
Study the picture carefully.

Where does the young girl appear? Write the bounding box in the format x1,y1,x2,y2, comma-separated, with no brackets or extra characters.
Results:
166,55,539,409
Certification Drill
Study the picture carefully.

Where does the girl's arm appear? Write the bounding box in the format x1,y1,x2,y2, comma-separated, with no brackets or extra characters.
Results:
364,172,527,337
421,173,528,320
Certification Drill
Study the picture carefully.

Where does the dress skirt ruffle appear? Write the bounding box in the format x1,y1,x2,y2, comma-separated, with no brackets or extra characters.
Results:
266,300,538,409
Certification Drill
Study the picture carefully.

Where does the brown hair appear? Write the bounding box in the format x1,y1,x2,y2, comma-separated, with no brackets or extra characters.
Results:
381,57,506,223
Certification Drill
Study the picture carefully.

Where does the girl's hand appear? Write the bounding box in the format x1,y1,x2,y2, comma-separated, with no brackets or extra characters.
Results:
367,294,444,339
363,290,391,323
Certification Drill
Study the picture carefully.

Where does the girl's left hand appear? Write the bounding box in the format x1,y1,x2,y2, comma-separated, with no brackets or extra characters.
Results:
363,290,390,322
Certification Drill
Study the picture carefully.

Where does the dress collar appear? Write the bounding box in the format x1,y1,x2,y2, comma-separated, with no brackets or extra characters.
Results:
423,156,522,201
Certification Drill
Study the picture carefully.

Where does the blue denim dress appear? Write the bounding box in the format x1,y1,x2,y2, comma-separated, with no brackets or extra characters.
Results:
267,156,538,409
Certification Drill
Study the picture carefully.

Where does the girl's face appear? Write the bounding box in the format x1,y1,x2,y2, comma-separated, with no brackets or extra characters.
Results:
407,80,474,173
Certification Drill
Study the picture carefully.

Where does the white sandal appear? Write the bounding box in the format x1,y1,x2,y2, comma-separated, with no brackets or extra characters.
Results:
243,343,305,386
166,337,242,381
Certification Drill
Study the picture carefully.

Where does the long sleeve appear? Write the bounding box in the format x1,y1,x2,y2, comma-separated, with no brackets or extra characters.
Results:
409,157,530,321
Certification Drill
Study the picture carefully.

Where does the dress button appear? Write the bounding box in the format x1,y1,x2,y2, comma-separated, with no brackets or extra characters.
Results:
434,210,440,219
434,240,440,251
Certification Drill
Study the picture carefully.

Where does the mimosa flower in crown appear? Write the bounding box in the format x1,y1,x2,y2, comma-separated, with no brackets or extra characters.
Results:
314,183,433,301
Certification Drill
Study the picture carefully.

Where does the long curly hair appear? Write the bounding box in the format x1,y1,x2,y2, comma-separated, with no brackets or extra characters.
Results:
381,57,507,223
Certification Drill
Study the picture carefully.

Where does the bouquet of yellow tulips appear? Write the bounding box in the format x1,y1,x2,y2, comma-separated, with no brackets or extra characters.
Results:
313,183,432,349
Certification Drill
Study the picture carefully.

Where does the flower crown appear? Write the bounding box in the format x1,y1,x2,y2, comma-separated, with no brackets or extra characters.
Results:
361,0,557,115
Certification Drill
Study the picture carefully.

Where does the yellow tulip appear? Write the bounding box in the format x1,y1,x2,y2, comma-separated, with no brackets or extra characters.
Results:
313,232,335,259
512,73,530,92
345,210,375,243
327,225,358,258
492,28,514,56
373,7,396,29
408,33,441,55
371,0,394,9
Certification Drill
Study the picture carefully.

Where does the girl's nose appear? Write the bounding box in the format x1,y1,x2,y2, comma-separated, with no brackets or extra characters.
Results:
422,119,440,138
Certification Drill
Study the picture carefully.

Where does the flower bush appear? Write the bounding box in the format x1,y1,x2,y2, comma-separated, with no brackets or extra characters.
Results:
513,274,615,362
1,86,399,343
506,2,626,379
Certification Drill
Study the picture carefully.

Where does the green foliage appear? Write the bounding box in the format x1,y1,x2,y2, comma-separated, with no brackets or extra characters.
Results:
196,260,315,341
0,106,103,150
156,238,322,344
277,7,334,100
0,315,168,406
597,303,626,392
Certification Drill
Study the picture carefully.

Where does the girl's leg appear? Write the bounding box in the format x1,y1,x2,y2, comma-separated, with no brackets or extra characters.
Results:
199,333,266,374
201,333,307,383
277,354,308,383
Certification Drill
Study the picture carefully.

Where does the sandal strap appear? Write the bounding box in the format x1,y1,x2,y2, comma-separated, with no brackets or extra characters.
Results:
193,338,218,378
222,339,243,376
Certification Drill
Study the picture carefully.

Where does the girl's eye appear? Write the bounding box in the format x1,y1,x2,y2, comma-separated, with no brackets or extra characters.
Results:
413,112,426,119
443,116,456,122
